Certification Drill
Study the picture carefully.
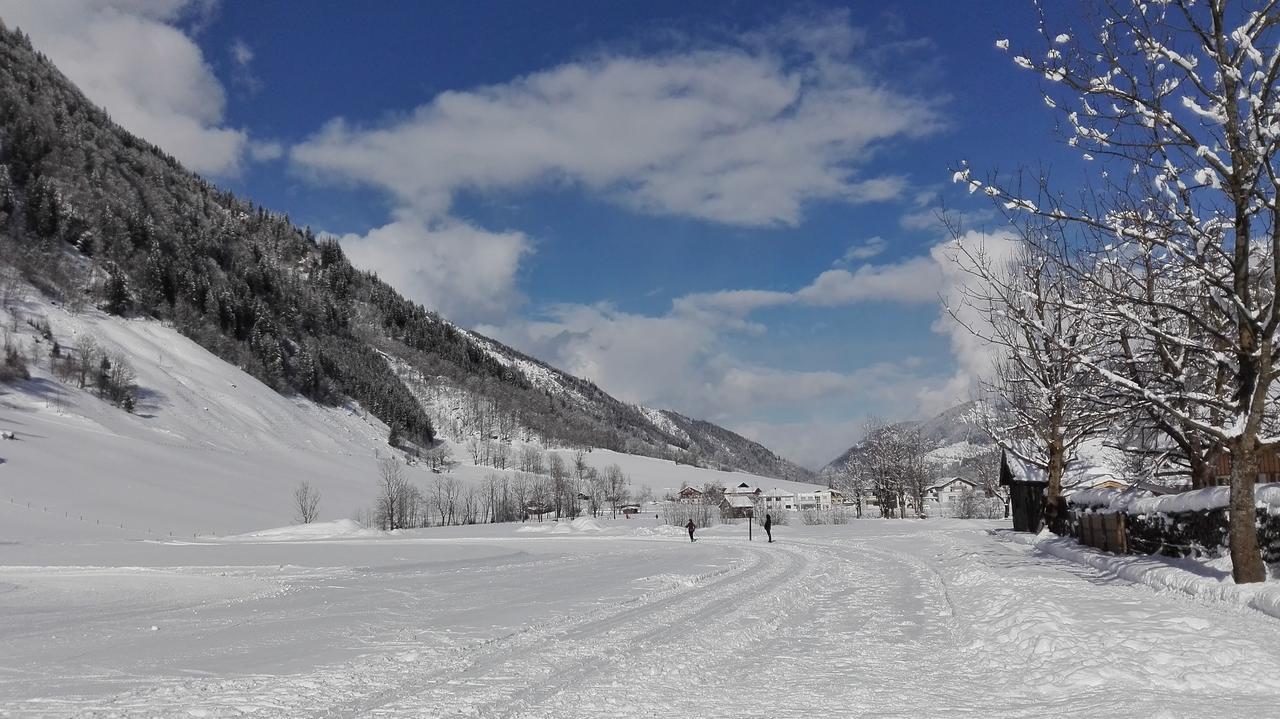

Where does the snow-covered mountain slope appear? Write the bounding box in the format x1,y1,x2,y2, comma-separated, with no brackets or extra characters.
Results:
0,293,392,539
399,330,811,480
821,400,997,476
0,24,808,486
0,291,823,539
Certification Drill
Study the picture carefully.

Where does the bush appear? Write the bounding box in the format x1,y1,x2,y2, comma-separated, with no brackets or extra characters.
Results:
797,507,849,525
755,510,788,526
661,501,720,528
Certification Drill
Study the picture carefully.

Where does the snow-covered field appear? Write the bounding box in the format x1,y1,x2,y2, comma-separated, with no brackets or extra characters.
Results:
4,295,1280,717
3,518,1280,718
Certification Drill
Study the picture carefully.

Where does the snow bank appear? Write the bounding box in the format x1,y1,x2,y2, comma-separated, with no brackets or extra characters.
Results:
1069,483,1280,515
634,524,689,537
215,519,377,542
631,525,686,537
522,517,609,535
1001,530,1280,620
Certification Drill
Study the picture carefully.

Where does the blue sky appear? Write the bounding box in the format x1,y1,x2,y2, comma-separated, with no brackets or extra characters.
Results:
0,1,1087,467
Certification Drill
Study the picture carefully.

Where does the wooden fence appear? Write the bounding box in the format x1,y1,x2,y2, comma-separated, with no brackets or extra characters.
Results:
1076,512,1126,553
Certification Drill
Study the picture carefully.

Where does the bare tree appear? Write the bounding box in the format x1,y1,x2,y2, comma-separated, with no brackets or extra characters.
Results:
948,239,1115,531
376,457,412,530
548,452,569,518
460,486,480,524
832,461,869,519
431,474,461,526
427,442,453,472
293,481,321,524
492,442,510,470
74,333,98,389
967,1,1280,582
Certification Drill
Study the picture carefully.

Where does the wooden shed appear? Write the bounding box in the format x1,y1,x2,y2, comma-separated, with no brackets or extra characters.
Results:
1000,451,1049,533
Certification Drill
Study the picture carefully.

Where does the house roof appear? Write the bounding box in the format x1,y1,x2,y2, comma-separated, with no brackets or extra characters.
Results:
928,477,978,492
724,495,754,508
1001,453,1049,485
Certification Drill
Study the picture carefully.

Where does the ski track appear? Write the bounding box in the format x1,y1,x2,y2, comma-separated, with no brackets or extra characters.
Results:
4,524,1280,718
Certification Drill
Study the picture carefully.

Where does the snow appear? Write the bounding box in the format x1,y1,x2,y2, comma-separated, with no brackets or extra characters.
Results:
0,292,821,539
1070,483,1280,515
216,519,378,542
636,405,689,444
7,293,1280,715
5,520,1280,716
1004,529,1280,620
924,439,991,465
1004,438,1127,490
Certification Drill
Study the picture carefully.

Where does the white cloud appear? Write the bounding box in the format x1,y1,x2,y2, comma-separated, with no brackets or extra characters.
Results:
900,206,945,231
916,229,1021,414
0,0,250,176
671,248,943,323
795,256,942,305
480,304,716,409
290,13,940,227
838,236,887,263
229,37,253,67
228,37,261,93
248,140,283,161
335,214,532,326
730,417,868,471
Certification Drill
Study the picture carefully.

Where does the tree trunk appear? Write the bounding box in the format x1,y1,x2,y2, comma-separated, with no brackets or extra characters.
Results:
1228,438,1266,584
1044,443,1065,534
1189,453,1213,490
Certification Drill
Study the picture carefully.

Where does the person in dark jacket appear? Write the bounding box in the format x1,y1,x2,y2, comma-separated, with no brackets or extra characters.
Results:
685,518,696,542
764,513,773,543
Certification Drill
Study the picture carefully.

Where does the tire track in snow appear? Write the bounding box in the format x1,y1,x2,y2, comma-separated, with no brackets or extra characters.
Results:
315,539,800,718
437,540,816,719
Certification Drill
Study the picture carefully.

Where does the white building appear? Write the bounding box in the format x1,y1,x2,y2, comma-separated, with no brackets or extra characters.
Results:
923,477,979,517
760,487,842,512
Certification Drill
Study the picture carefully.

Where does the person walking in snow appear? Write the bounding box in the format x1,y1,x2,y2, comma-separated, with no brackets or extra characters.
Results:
686,518,696,542
764,513,773,543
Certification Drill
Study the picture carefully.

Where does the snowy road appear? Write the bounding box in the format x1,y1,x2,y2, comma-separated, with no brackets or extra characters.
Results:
2,519,1279,718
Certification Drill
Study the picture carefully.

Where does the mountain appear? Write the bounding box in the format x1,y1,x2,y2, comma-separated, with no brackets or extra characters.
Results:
0,23,809,481
820,400,997,478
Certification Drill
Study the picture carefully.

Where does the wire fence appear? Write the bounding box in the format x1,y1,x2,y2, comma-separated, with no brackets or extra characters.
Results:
6,495,224,539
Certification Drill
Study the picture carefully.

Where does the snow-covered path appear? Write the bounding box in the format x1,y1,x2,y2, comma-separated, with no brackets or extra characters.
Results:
2,520,1279,718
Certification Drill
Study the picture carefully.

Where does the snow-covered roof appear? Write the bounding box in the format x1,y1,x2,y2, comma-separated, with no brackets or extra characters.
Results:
928,477,977,492
1003,455,1048,484
724,495,754,508
1069,483,1280,515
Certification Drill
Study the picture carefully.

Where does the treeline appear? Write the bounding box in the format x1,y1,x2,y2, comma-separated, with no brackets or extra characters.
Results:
362,452,647,530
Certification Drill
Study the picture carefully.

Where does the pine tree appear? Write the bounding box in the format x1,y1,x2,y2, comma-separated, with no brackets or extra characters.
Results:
103,271,130,315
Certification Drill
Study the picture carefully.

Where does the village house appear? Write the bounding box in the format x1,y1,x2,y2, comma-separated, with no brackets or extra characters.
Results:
676,486,704,503
760,487,842,512
720,494,755,519
923,477,979,516
1213,448,1280,485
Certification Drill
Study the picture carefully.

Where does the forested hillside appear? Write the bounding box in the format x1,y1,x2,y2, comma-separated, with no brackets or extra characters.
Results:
0,23,809,480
